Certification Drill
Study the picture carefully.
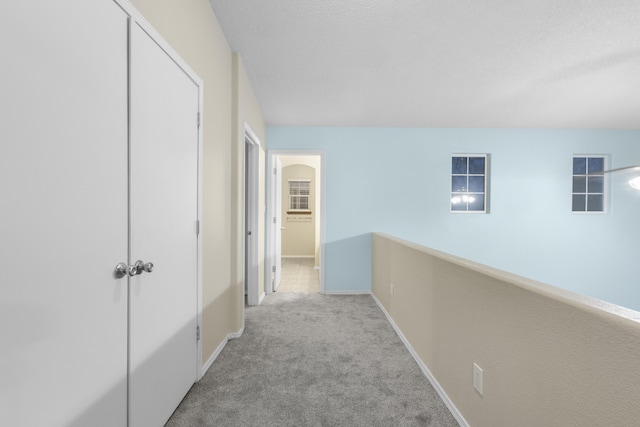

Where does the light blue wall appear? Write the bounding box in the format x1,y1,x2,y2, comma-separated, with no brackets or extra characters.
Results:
267,127,640,311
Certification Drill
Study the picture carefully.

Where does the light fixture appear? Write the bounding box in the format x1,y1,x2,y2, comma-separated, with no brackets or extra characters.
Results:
602,165,640,191
451,195,476,204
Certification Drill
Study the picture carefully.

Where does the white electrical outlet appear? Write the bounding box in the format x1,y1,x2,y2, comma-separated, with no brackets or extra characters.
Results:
473,363,483,396
390,283,394,296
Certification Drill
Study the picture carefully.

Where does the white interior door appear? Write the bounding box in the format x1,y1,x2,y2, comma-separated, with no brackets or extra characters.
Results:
129,23,199,427
0,2,129,426
245,136,260,305
273,157,283,291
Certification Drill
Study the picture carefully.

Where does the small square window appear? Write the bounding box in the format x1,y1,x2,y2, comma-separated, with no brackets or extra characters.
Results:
572,155,607,213
451,176,467,192
588,157,604,174
288,180,311,211
572,176,586,193
468,176,485,192
587,194,603,212
452,157,468,174
572,194,586,211
469,157,486,174
451,154,488,213
573,157,587,175
588,176,604,193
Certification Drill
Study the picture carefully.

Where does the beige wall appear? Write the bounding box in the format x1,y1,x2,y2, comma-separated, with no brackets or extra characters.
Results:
372,232,640,427
281,164,315,257
278,155,322,265
232,54,267,305
278,155,322,268
129,0,265,365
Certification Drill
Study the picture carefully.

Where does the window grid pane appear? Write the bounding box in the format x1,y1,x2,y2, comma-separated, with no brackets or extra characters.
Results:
451,155,487,213
572,156,605,213
289,180,310,210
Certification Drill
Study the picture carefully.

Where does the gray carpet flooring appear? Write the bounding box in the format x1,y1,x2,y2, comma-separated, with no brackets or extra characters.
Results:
166,293,459,427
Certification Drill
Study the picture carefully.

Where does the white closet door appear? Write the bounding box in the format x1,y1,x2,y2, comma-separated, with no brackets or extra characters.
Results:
129,23,200,427
274,157,283,290
0,2,129,427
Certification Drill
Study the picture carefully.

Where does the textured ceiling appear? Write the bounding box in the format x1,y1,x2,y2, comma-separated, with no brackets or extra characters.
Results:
209,0,640,129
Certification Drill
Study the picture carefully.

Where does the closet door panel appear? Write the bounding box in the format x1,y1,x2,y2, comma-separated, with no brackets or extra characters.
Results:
0,1,129,426
129,23,199,427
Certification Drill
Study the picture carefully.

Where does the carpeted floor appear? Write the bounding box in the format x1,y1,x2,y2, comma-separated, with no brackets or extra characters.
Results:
166,293,459,427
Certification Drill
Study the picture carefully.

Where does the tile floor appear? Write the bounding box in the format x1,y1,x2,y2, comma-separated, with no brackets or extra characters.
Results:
276,257,319,293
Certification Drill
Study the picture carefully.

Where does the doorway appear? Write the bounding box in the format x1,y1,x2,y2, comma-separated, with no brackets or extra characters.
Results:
245,126,261,306
266,151,326,294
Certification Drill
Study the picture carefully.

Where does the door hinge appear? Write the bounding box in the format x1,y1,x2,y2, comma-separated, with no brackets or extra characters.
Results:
196,325,200,341
272,265,276,273
196,220,200,235
273,216,276,224
197,112,201,128
273,168,277,175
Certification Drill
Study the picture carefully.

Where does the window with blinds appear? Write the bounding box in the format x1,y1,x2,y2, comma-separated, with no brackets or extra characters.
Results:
289,179,311,211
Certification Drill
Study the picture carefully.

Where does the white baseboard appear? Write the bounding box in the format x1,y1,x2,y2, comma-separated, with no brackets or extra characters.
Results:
323,290,371,295
228,326,244,340
370,293,469,427
199,326,245,379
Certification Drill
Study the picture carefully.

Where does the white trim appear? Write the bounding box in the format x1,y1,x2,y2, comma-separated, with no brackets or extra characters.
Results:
228,327,245,340
323,290,371,295
370,293,470,427
244,122,261,149
281,255,315,258
199,327,245,379
267,156,281,294
113,0,201,87
196,78,204,381
244,123,261,306
267,150,326,294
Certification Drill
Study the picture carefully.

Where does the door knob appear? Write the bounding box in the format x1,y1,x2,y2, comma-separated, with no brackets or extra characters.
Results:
143,262,154,273
117,260,154,277
115,262,128,279
128,263,139,276
128,260,154,276
129,260,145,276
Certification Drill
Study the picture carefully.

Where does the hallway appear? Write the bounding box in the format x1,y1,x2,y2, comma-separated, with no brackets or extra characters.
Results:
166,293,458,426
277,257,319,293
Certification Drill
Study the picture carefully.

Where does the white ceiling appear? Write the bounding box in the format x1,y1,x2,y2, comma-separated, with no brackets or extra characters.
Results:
209,0,640,129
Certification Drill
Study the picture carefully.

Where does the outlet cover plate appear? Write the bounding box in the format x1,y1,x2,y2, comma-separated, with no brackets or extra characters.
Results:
473,363,483,396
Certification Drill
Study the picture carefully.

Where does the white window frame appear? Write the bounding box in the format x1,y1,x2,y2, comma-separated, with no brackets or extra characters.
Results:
288,179,311,212
450,154,489,214
572,154,608,214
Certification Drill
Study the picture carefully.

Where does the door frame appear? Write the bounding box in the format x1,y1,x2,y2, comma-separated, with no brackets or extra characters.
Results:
195,80,204,379
266,150,326,294
271,157,282,291
244,124,262,306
